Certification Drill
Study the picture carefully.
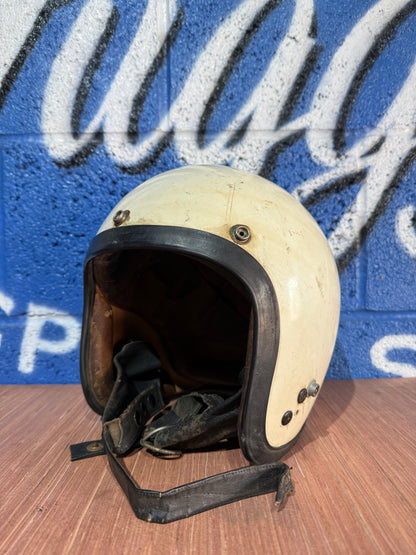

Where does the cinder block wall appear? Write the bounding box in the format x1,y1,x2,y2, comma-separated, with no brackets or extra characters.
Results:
0,0,415,383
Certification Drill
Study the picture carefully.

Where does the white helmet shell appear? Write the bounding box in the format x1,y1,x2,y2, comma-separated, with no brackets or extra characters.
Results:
81,165,340,464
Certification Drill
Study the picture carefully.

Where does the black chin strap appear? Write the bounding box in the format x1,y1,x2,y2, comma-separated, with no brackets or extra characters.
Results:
71,342,294,524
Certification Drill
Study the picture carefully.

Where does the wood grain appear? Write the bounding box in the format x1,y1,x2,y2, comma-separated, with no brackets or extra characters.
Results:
0,379,415,554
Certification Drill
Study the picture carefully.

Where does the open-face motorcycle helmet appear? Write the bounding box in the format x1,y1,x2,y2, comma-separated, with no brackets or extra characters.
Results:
72,165,340,523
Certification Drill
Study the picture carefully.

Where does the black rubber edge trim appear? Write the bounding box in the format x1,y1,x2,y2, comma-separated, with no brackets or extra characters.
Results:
80,225,282,463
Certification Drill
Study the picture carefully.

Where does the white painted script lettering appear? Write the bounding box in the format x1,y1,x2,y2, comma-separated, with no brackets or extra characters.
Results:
370,334,416,377
37,0,416,268
19,302,81,374
1,0,415,268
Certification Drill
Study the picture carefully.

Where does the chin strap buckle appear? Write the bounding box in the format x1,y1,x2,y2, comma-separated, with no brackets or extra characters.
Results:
140,426,182,457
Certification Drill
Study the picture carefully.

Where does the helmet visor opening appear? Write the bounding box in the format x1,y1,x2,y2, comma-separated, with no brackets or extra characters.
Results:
91,249,252,394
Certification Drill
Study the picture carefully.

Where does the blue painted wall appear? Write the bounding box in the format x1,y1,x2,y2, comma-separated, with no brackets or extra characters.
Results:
0,0,415,383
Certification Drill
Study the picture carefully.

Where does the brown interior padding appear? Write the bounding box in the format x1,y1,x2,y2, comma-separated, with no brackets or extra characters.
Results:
88,286,115,407
89,250,252,397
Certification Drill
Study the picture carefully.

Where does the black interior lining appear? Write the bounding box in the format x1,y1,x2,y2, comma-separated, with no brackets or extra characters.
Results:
92,249,252,392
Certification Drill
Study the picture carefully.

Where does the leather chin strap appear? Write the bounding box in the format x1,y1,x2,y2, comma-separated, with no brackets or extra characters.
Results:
71,341,294,524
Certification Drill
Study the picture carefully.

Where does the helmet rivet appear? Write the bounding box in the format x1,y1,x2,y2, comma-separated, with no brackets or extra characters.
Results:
230,224,251,244
281,411,293,426
307,380,320,397
297,388,308,403
113,209,130,226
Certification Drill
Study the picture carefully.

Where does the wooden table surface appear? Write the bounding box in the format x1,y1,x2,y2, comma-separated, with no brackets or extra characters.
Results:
1,379,415,554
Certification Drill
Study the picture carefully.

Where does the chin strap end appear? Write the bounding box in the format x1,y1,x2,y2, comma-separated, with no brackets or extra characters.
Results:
274,465,294,510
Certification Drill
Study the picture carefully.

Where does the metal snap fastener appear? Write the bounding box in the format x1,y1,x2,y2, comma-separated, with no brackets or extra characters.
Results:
281,411,293,426
230,224,251,244
113,209,130,226
297,388,308,403
307,380,320,397
86,441,103,452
